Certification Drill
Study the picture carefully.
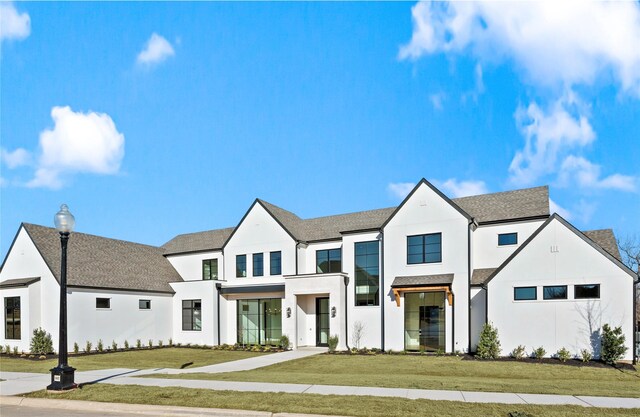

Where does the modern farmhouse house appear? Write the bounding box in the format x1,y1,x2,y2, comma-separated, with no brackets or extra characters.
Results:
1,179,636,360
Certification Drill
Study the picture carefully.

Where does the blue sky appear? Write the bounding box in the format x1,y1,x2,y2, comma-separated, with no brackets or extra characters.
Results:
1,1,639,257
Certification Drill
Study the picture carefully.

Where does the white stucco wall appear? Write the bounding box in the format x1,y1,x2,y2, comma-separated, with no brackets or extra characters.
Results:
383,183,470,353
487,218,635,360
224,203,296,284
170,280,217,345
473,220,545,269
469,287,486,351
167,251,223,282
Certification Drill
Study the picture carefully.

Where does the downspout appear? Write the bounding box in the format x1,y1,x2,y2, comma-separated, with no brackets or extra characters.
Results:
380,231,385,351
634,278,638,365
451,292,455,353
484,284,488,324
344,274,350,350
295,241,300,275
216,283,221,345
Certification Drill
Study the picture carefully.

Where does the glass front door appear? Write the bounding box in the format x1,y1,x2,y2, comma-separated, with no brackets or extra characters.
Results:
404,291,445,351
237,299,282,346
316,297,330,346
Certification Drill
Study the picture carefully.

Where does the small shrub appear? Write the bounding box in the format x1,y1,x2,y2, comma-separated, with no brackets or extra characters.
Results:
169,338,173,347
73,342,79,354
580,348,592,363
97,339,104,352
30,328,54,355
251,345,262,352
158,340,163,348
601,323,627,365
13,346,19,355
148,339,153,348
84,341,92,353
111,340,118,351
136,339,142,349
476,322,501,359
124,340,129,349
511,345,526,360
350,347,359,354
327,335,339,353
435,348,444,356
279,335,290,350
387,349,393,355
5,344,11,354
532,346,546,360
556,347,571,363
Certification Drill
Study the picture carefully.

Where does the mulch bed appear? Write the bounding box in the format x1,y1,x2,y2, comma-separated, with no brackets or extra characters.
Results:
461,354,636,371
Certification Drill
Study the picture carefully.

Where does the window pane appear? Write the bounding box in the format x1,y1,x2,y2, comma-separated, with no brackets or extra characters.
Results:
355,241,379,306
316,250,329,273
253,253,264,277
270,251,282,275
407,235,423,246
182,299,202,331
211,259,218,280
96,298,110,309
5,296,20,340
575,284,600,299
498,233,518,246
514,287,536,301
139,299,151,309
543,286,567,300
236,255,247,277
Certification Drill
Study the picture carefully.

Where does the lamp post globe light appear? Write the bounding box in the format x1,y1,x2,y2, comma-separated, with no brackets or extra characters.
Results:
47,204,77,391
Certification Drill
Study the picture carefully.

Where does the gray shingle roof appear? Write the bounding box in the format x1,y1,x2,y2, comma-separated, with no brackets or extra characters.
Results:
472,268,496,285
0,277,41,288
162,227,234,255
583,229,621,261
391,274,454,287
23,223,181,293
162,185,551,254
452,186,549,224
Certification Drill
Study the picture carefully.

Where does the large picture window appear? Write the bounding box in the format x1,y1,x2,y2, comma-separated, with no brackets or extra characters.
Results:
4,297,20,340
182,299,201,331
316,249,341,273
253,253,264,277
202,259,218,280
355,241,379,306
237,299,282,345
407,233,442,264
236,255,247,277
270,251,282,275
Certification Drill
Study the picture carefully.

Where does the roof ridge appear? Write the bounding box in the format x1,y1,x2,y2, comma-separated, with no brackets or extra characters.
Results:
257,199,303,220
167,226,235,239
301,206,396,222
452,185,548,201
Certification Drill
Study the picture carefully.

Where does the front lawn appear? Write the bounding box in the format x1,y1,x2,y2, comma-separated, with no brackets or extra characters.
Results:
24,384,639,417
0,348,267,373
148,354,639,397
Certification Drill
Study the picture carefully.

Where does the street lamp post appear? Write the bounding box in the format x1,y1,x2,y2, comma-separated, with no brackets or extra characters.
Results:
47,204,77,391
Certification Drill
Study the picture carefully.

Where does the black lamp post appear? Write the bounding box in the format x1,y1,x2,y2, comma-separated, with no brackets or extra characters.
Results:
47,204,77,391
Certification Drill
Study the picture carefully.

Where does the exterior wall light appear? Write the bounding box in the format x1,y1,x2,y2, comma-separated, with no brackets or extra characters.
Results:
286,307,291,318
331,306,336,318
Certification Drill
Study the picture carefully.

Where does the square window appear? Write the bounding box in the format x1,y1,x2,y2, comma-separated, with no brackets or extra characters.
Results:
139,299,151,310
202,259,218,280
316,248,342,273
407,233,441,264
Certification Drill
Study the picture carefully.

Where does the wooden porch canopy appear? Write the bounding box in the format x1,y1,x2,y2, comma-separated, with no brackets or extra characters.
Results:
390,274,454,307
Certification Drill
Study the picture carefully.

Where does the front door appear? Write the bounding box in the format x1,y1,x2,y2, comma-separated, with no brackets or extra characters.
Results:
404,291,445,351
316,297,330,347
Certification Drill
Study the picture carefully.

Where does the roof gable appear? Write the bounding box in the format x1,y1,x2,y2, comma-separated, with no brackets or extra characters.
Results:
483,214,637,286
163,227,234,255
22,223,182,293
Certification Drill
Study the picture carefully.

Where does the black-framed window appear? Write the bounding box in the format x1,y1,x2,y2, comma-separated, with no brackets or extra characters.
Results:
182,299,202,331
316,248,342,273
96,298,110,309
139,299,151,310
575,284,600,299
514,287,537,301
4,297,20,340
543,285,568,300
236,254,247,277
202,259,218,280
498,233,518,246
270,251,282,275
355,241,380,306
253,253,264,277
407,233,442,264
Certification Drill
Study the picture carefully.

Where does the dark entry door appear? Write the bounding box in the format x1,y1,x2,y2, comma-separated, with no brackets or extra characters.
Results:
419,305,441,351
316,297,330,346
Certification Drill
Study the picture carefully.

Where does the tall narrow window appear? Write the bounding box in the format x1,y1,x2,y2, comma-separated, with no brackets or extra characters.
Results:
407,233,442,264
236,254,247,277
202,259,218,280
355,241,379,306
498,233,518,246
4,297,20,340
270,251,282,275
316,248,342,273
182,299,202,331
253,253,264,277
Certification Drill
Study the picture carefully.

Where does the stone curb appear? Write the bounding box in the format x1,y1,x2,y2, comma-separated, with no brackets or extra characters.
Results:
0,396,348,417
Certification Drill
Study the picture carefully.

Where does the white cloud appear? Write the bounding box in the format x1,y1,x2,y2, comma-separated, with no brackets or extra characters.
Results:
25,106,125,189
549,198,572,220
0,2,30,42
509,93,595,186
388,182,415,200
558,155,637,192
433,178,488,198
429,93,445,110
1,147,31,169
399,1,640,94
136,33,175,66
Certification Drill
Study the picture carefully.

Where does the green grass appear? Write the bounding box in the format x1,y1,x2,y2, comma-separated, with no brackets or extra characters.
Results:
0,348,267,373
23,384,639,417
147,354,640,397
